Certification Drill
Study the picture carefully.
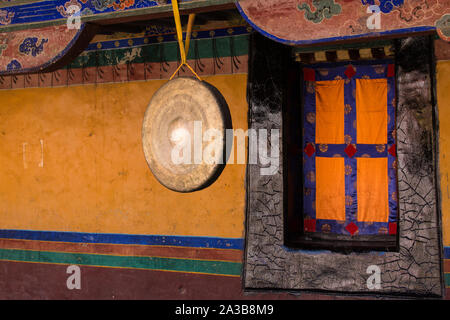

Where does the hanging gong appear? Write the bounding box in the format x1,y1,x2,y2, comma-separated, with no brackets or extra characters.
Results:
142,77,232,192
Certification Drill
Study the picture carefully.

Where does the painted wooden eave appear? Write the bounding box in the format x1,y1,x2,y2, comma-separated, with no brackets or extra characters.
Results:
0,23,98,75
236,0,450,46
0,0,235,75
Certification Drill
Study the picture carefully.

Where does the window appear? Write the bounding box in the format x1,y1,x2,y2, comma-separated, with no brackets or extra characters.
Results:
245,33,441,295
285,60,398,251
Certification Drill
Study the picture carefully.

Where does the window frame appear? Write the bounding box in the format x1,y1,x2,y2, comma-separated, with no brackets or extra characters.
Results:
244,33,442,296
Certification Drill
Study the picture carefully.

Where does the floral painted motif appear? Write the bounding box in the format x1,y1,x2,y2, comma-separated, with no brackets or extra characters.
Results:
361,0,404,14
0,24,80,76
306,112,315,124
19,37,48,57
238,0,449,44
6,59,21,71
0,9,14,25
297,0,342,23
376,144,385,153
79,0,135,11
55,0,150,18
0,37,7,56
395,0,448,25
344,104,352,114
318,144,328,152
373,65,385,74
57,0,82,17
436,14,450,42
0,44,7,55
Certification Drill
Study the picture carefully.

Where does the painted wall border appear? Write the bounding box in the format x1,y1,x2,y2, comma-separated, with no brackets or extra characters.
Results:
0,0,236,32
0,229,245,249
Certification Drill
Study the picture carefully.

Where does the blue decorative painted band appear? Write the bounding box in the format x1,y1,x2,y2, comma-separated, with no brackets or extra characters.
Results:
234,2,436,46
0,0,164,26
444,247,450,259
0,229,244,250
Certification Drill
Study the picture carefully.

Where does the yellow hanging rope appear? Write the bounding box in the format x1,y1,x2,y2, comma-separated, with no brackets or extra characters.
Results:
169,0,202,81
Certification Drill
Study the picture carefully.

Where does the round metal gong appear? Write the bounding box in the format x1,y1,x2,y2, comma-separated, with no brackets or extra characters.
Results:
142,77,232,192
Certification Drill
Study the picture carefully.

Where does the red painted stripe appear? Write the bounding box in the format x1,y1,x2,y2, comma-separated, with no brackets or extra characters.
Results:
444,260,450,274
0,260,343,300
0,239,243,262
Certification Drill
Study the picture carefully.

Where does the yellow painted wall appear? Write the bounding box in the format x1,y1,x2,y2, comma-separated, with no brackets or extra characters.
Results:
437,60,450,246
0,74,248,238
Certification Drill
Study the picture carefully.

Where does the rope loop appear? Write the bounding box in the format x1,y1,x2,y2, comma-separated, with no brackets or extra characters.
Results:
169,1,201,81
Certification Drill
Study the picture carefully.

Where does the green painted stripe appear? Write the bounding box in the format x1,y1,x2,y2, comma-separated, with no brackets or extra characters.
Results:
445,273,450,287
0,248,242,276
67,34,249,69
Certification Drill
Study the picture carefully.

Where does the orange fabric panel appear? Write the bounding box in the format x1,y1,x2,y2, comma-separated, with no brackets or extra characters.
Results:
315,80,345,144
357,158,389,222
316,157,346,221
356,79,388,144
